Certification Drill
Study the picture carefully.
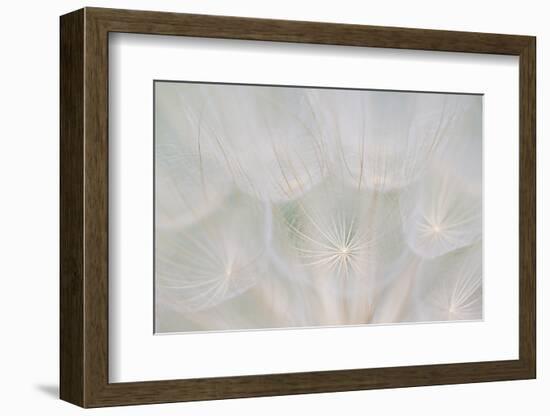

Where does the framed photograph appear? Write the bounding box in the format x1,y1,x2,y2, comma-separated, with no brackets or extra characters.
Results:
60,7,536,407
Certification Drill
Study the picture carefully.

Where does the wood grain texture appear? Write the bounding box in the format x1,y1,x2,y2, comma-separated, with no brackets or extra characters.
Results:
59,7,537,408
518,38,536,376
59,8,84,407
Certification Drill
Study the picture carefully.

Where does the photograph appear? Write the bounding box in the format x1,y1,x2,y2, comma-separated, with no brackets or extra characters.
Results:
154,82,483,333
12,2,536,410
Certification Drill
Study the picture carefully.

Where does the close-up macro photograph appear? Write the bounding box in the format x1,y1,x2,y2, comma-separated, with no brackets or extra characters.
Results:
0,1,545,415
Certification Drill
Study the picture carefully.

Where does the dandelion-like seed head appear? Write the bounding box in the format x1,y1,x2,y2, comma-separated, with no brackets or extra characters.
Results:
287,204,376,282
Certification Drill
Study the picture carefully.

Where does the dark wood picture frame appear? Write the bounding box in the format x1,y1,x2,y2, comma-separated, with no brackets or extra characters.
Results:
60,7,536,408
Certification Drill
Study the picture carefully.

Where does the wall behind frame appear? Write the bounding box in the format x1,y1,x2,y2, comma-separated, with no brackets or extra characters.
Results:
0,0,545,415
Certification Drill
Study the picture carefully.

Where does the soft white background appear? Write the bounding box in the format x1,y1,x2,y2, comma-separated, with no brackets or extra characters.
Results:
0,0,545,414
